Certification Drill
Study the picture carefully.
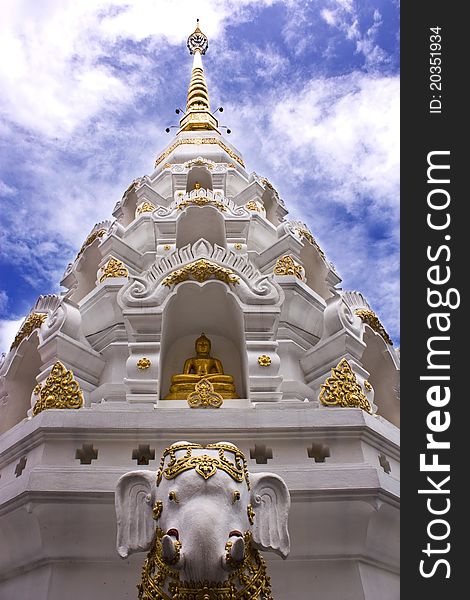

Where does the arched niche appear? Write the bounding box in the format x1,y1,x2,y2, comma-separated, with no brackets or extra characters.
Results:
120,189,139,227
69,244,102,303
160,281,247,400
186,167,213,191
262,189,281,226
0,332,42,434
300,245,334,301
361,329,400,427
176,206,227,249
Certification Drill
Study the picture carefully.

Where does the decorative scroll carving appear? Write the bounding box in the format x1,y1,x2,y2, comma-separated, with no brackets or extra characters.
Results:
121,240,281,307
177,196,226,211
157,442,249,486
156,187,246,218
155,138,244,168
273,255,304,280
319,358,372,413
99,258,129,282
76,228,107,259
32,361,84,416
10,313,47,350
187,378,224,408
162,259,240,287
355,309,393,345
183,156,215,170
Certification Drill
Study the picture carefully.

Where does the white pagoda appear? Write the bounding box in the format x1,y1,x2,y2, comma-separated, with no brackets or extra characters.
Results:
0,23,399,600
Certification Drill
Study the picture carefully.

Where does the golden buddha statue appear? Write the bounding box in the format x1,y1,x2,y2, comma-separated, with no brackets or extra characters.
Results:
164,333,238,400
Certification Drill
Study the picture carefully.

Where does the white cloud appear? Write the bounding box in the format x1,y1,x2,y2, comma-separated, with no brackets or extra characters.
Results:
0,0,276,137
0,318,24,355
225,70,399,341
0,180,16,196
229,71,399,212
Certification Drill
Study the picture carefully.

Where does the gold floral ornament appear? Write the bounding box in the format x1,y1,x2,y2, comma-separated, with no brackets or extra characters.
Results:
136,201,156,215
137,358,151,370
156,442,250,487
273,255,304,280
245,200,263,212
99,257,129,283
247,504,256,525
76,228,107,260
152,500,163,521
176,196,226,211
32,361,84,417
10,313,47,350
187,378,224,409
162,259,239,287
355,309,393,345
364,380,373,391
319,358,372,414
258,355,271,367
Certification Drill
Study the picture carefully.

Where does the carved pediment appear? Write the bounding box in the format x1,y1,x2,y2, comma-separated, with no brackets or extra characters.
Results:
119,239,281,308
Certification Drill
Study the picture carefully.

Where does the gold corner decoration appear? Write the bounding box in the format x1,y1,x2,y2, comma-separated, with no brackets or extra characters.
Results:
162,259,239,287
32,361,84,417
355,309,393,345
187,378,224,409
273,255,304,280
136,201,156,215
76,228,107,260
10,313,48,350
137,358,151,370
258,355,272,367
99,258,129,283
319,358,372,414
155,138,244,168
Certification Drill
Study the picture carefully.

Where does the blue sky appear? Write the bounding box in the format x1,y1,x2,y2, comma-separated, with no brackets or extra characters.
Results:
0,0,399,351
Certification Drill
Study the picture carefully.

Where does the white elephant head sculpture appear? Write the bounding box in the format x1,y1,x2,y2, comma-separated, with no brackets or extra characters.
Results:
115,441,290,599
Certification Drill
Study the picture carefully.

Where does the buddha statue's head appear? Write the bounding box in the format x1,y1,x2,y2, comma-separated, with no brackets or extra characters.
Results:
195,333,211,357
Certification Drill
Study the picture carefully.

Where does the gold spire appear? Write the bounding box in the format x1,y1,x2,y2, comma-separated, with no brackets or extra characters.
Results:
179,20,219,132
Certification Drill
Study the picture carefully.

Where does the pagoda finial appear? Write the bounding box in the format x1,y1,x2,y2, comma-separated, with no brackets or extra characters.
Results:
187,19,208,55
179,20,218,132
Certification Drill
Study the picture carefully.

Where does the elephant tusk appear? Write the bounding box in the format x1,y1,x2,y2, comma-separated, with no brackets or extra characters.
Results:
225,534,245,567
162,534,181,565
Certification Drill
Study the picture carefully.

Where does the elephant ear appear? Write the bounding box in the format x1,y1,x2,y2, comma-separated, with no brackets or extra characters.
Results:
250,472,291,558
115,470,156,558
